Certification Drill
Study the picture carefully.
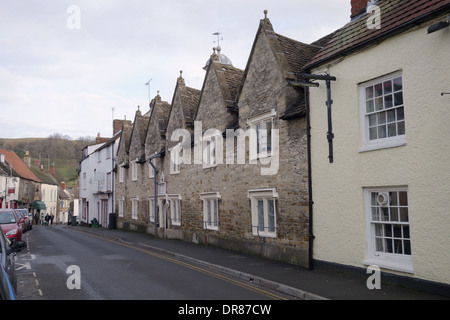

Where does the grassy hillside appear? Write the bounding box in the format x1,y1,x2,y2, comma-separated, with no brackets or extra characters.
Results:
0,135,94,189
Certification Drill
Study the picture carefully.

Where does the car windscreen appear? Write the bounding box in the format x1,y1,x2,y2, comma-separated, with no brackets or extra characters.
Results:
0,212,17,224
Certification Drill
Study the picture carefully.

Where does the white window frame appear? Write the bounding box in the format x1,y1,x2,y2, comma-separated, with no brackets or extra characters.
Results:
117,196,124,217
363,187,413,273
248,188,278,238
131,197,139,220
200,192,221,230
148,197,155,222
168,195,182,226
359,72,406,152
247,109,276,160
131,159,138,181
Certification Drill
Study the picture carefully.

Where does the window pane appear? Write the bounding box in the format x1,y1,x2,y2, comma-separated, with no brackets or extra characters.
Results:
207,200,211,224
403,226,410,239
388,123,397,137
394,239,403,254
393,77,403,91
371,192,378,206
394,92,403,106
375,224,383,236
257,200,264,231
369,114,377,126
397,107,404,121
376,237,384,252
390,207,399,221
385,238,393,253
375,97,384,111
369,127,377,140
267,199,275,232
384,224,392,237
366,99,374,113
366,86,374,99
377,111,386,124
387,109,396,122
398,121,405,135
378,125,387,139
381,207,389,221
384,94,393,109
213,200,218,226
399,191,408,206
372,207,379,221
375,83,383,97
400,208,409,222
384,80,392,94
404,240,411,255
393,225,402,238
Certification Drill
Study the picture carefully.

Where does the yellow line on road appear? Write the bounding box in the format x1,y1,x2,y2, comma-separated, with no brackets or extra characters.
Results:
72,228,288,300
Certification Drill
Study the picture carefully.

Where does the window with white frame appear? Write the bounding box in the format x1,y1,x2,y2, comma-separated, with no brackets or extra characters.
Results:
248,109,276,159
131,197,139,220
118,197,124,217
360,72,406,151
248,188,277,238
200,192,220,230
363,187,413,273
168,195,182,226
131,160,138,181
148,198,155,222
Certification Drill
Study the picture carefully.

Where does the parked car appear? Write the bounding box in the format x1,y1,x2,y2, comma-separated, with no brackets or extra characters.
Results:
0,225,26,300
13,210,27,234
0,209,23,244
15,209,32,231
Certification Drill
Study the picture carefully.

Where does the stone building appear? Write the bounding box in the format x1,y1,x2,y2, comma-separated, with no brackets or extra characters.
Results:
116,12,321,268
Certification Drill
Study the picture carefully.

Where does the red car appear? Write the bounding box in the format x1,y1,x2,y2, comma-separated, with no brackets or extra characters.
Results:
0,209,22,244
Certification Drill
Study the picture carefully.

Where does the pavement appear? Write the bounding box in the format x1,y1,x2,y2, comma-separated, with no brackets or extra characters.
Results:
67,225,449,300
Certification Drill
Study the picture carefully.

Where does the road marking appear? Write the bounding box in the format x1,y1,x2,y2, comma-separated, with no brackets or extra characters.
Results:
71,228,288,300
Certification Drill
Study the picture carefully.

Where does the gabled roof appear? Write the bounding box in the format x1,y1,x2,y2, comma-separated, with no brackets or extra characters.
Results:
0,148,41,182
128,107,150,158
167,72,201,129
146,93,171,139
306,0,450,69
235,12,321,106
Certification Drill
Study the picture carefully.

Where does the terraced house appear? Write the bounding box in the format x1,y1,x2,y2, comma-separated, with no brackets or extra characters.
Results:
116,12,319,267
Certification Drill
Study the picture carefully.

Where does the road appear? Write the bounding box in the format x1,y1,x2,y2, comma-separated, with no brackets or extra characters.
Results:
15,225,295,301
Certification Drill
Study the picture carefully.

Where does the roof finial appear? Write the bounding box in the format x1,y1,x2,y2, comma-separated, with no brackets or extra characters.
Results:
264,10,268,19
179,70,183,78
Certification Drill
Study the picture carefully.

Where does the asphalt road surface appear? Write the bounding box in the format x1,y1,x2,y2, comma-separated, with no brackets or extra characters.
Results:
15,225,295,301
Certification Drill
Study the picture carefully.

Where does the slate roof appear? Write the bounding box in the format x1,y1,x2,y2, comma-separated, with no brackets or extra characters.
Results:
306,0,450,69
0,148,41,182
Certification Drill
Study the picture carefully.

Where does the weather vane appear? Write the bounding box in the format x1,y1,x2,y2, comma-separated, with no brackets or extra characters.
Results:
213,32,223,48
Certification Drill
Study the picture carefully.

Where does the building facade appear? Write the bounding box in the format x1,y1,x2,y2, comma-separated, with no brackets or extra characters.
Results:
306,0,450,287
116,14,319,267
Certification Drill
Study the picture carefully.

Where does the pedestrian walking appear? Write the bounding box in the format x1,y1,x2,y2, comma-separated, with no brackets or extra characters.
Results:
45,213,49,226
50,214,54,225
34,212,39,225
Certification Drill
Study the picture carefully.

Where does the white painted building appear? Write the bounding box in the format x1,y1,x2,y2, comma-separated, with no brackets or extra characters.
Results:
79,133,120,227
306,0,450,288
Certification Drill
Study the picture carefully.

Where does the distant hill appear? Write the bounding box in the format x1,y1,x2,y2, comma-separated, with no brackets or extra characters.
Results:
0,134,95,189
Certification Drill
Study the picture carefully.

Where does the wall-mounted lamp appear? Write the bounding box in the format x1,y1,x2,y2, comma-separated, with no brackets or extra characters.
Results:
428,16,449,34
441,92,450,96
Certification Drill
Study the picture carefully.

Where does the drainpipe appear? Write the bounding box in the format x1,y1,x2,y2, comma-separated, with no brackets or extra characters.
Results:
304,86,315,271
148,153,162,239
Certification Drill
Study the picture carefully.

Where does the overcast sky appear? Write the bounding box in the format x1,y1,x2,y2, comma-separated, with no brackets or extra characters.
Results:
0,0,351,140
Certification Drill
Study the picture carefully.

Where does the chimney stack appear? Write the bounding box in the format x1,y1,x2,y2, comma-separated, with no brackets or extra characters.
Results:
351,0,370,19
61,181,66,190
24,150,31,167
49,163,55,176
